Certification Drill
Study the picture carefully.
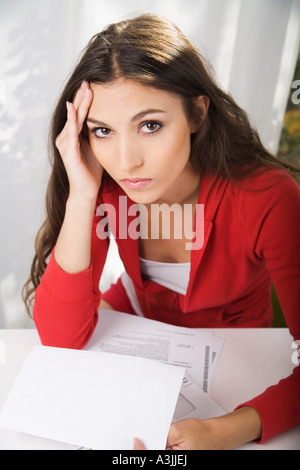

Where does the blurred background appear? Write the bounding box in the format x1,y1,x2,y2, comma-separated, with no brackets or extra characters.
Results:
0,0,299,328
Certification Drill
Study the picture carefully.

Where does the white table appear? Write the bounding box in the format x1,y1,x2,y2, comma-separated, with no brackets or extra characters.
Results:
0,327,299,450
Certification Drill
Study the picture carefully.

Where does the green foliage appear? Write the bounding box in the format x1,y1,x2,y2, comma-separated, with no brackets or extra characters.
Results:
278,48,300,167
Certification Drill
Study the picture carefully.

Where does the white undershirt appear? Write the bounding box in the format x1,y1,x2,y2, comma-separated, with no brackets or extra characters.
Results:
121,257,191,317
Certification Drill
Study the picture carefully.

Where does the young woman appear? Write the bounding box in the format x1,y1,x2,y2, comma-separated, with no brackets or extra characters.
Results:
23,13,300,449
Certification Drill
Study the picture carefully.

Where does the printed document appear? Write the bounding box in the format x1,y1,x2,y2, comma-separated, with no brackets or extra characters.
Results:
86,308,224,394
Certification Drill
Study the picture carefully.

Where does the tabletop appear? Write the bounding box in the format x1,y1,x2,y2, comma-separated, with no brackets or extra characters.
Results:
0,326,299,450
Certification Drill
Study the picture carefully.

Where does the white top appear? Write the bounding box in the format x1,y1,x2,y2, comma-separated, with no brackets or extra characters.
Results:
139,257,191,295
121,257,191,316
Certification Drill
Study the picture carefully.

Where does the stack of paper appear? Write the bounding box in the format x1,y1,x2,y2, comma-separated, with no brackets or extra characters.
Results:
87,309,224,396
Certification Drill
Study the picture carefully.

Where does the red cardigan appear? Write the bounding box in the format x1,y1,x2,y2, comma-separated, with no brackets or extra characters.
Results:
33,169,300,444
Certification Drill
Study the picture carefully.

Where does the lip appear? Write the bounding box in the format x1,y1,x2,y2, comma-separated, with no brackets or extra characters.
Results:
120,178,152,189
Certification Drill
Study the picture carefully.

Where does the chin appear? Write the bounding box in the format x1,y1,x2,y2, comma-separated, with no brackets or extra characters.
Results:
127,194,156,205
117,183,156,203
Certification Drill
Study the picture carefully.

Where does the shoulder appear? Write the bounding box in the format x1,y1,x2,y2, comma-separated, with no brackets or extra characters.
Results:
231,167,299,191
223,169,300,248
220,169,300,256
228,169,300,216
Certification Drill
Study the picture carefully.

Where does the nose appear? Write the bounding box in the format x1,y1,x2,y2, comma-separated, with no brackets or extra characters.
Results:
118,136,143,172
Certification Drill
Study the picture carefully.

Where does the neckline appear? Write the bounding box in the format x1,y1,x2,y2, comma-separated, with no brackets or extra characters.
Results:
139,256,191,266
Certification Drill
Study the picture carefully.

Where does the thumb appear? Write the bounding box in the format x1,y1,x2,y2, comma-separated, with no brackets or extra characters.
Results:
133,437,145,450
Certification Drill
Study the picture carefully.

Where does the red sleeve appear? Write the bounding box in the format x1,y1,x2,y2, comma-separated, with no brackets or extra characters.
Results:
101,276,136,315
33,201,109,350
234,171,300,442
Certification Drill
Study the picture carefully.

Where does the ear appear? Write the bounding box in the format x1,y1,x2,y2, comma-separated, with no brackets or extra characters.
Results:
190,95,210,133
196,95,210,117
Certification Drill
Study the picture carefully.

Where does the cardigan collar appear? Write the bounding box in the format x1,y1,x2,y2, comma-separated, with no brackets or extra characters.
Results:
100,175,229,296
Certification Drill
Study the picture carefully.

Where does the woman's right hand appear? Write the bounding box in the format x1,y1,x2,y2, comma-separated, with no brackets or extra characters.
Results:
55,81,103,202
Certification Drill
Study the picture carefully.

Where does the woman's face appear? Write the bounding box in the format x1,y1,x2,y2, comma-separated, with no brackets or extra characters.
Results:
86,79,199,205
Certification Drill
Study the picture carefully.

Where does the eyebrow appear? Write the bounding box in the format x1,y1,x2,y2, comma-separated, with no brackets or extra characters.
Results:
86,108,167,127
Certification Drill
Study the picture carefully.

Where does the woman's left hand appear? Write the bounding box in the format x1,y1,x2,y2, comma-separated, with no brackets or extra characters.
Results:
167,408,261,450
133,407,262,450
166,418,216,450
133,419,215,450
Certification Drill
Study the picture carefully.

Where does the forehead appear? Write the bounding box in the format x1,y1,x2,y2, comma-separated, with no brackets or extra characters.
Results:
88,79,185,119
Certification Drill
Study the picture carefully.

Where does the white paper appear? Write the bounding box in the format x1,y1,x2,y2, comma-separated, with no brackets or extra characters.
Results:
86,309,224,394
173,374,225,422
0,345,185,450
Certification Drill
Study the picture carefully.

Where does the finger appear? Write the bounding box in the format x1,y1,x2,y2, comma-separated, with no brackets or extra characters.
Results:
76,87,93,133
73,80,88,110
65,101,80,152
166,422,183,450
55,98,80,155
133,437,145,450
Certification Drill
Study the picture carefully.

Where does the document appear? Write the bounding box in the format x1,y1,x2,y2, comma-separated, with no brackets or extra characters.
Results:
71,372,226,450
86,308,224,394
0,345,185,450
173,374,225,422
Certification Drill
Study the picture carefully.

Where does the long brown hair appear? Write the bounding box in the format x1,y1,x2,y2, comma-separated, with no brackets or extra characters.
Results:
23,13,300,316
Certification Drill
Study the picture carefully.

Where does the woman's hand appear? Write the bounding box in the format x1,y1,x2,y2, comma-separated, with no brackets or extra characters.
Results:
53,81,104,274
133,407,262,450
132,421,214,451
166,418,217,450
55,81,103,202
133,437,145,450
132,420,212,450
167,408,262,450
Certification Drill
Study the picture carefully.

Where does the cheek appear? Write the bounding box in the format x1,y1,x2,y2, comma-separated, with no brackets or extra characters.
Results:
89,141,112,169
88,138,98,157
158,130,191,168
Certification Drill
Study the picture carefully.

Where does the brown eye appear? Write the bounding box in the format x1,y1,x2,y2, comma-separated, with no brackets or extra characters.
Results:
140,121,162,134
93,127,112,139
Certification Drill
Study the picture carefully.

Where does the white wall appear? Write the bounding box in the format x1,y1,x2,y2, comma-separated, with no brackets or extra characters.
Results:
0,0,299,327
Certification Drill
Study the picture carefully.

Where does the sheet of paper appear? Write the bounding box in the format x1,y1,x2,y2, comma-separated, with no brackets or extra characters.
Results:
86,308,224,394
0,345,185,450
173,373,225,422
71,372,226,450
